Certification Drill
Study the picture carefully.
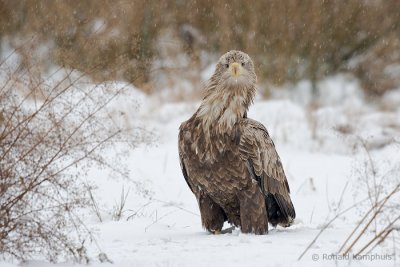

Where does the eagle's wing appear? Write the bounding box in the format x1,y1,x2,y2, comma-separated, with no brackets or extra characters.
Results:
178,121,228,232
178,123,194,193
238,118,295,226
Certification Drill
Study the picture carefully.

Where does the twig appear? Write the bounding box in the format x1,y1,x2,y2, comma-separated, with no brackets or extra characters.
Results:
85,183,103,222
365,228,394,255
153,198,200,217
126,201,152,221
297,197,369,260
355,216,399,257
145,210,178,232
112,186,130,221
341,184,400,255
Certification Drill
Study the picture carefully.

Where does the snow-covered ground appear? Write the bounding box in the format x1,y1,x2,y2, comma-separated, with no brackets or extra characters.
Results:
1,67,400,266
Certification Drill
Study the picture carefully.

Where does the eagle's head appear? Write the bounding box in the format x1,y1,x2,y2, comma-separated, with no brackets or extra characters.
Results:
197,50,257,131
214,50,257,91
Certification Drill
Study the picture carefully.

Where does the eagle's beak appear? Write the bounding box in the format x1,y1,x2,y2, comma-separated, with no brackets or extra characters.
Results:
230,62,241,77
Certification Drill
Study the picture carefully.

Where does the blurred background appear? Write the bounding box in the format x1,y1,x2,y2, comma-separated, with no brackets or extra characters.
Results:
1,1,400,264
1,0,399,97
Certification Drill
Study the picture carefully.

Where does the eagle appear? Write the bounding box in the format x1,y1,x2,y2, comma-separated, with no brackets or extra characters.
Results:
178,50,295,234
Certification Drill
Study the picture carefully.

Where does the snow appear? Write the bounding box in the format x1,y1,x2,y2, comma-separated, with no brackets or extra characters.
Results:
1,72,400,267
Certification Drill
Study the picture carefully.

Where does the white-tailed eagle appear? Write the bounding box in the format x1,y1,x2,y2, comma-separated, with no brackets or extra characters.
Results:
179,50,295,234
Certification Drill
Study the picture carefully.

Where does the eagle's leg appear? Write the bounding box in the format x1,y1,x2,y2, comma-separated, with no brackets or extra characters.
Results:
239,185,268,234
198,192,226,234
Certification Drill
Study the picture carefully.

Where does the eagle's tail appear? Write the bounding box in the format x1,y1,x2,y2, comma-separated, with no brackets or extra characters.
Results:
265,193,296,227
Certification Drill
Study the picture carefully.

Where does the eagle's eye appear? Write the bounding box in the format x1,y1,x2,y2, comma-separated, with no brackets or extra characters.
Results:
241,62,245,67
225,64,229,68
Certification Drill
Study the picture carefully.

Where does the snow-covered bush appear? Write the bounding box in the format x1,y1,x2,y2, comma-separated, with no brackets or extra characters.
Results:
0,60,148,262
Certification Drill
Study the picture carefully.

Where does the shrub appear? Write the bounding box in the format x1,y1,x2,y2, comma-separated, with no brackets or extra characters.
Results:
0,55,147,262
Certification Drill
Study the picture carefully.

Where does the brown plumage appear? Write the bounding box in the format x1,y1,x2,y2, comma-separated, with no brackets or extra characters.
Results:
178,50,295,234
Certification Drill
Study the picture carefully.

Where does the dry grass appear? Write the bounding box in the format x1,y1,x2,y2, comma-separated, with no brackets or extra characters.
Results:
0,0,399,95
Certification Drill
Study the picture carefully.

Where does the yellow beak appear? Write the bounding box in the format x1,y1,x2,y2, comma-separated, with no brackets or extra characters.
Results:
230,62,241,77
